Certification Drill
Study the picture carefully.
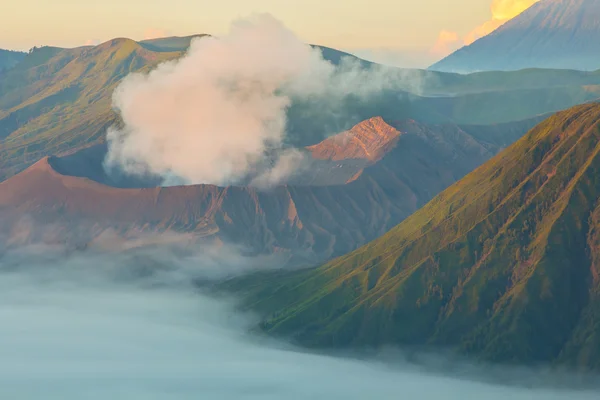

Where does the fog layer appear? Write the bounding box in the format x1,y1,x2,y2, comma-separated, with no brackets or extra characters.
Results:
0,244,597,399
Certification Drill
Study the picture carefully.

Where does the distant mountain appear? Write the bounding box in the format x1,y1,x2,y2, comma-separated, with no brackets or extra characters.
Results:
239,103,600,369
431,0,600,73
0,116,539,265
0,49,25,72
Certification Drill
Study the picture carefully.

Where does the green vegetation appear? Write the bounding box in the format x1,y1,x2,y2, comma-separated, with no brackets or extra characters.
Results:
0,41,183,179
0,49,26,72
231,103,600,369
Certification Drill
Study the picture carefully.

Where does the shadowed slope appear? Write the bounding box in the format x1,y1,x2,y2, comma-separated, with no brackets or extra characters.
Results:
139,35,209,52
0,49,26,72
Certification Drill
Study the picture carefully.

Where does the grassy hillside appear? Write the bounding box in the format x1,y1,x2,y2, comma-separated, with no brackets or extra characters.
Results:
232,103,600,369
0,40,183,179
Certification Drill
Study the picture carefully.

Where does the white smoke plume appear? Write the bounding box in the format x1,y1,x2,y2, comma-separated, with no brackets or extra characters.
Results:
105,14,419,188
0,243,597,399
249,149,308,188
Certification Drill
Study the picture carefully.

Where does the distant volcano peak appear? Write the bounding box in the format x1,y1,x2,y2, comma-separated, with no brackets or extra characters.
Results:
431,0,600,72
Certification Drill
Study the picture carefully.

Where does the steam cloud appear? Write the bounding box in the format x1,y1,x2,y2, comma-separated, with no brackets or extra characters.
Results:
0,240,598,399
105,14,413,188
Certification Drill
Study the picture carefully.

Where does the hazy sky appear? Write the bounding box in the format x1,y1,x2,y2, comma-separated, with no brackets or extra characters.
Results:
0,0,539,67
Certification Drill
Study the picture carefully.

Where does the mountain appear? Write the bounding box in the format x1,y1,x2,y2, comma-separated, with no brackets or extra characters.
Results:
431,0,600,73
0,49,25,72
1,35,599,182
0,116,539,265
233,103,600,369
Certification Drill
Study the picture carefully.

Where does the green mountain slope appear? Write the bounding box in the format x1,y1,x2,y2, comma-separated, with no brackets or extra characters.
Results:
0,49,26,72
0,40,183,179
236,103,600,369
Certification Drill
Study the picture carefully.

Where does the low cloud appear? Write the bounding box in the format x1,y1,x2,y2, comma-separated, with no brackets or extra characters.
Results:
105,14,426,189
0,242,597,399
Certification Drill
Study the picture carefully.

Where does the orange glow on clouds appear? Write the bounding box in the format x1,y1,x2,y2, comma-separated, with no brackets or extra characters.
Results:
143,28,170,40
431,30,461,55
433,0,539,57
491,0,538,20
465,0,539,44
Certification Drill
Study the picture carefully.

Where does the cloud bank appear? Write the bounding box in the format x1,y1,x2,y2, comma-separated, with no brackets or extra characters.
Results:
0,243,598,399
105,14,419,188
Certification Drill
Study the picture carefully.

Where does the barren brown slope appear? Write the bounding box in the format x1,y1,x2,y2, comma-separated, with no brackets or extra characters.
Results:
307,117,402,162
0,117,538,265
0,155,414,265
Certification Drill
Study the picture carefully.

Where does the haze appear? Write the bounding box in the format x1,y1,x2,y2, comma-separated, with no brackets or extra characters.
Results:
0,243,596,400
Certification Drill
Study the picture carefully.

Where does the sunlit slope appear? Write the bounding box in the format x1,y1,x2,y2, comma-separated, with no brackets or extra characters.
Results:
246,103,600,368
0,39,183,179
